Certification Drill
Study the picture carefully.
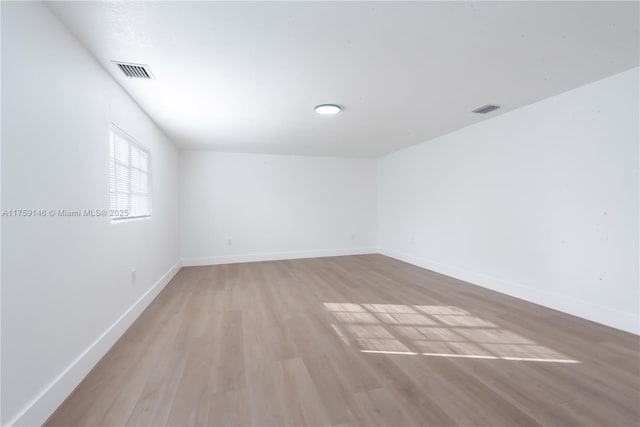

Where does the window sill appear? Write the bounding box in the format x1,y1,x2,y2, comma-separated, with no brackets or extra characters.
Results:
111,215,152,224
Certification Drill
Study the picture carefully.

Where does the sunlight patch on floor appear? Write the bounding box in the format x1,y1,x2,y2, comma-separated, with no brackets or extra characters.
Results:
324,303,580,364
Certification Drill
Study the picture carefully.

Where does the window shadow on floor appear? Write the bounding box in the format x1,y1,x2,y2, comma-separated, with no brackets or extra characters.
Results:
324,303,580,363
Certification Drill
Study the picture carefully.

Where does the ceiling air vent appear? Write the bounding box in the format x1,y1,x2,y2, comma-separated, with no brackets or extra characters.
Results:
113,61,155,79
472,104,500,114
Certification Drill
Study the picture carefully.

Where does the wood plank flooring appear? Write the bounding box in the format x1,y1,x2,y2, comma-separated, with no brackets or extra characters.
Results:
45,255,640,426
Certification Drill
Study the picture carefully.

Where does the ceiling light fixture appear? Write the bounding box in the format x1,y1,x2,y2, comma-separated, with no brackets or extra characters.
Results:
315,104,342,115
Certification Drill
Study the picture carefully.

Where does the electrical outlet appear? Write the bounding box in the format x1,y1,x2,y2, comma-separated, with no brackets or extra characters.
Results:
131,269,137,285
227,239,233,246
351,234,356,241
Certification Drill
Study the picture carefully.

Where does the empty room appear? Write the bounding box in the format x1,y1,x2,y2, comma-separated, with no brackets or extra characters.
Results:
1,1,638,426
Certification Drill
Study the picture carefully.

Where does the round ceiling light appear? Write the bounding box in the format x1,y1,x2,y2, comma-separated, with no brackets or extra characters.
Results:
314,104,341,115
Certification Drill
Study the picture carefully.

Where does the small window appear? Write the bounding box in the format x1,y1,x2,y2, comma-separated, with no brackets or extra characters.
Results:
109,125,151,220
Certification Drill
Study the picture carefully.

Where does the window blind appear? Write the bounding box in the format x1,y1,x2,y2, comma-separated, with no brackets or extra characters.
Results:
109,125,152,220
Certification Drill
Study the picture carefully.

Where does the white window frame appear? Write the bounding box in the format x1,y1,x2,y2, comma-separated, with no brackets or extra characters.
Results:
109,124,152,221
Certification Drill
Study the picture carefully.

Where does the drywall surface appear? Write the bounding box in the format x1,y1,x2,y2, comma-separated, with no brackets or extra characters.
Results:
180,151,377,264
378,67,639,334
1,2,180,425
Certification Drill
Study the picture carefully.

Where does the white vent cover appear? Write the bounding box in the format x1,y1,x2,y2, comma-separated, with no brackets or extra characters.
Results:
472,104,500,114
113,61,155,79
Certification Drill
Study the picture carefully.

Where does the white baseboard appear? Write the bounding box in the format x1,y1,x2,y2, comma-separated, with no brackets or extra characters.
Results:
379,248,639,335
7,260,183,427
182,247,377,267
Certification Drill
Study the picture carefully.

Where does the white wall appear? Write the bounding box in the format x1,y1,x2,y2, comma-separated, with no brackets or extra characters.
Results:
1,2,181,425
180,151,377,265
378,67,639,334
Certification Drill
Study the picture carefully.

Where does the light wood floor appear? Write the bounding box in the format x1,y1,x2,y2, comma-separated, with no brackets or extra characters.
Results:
46,255,640,426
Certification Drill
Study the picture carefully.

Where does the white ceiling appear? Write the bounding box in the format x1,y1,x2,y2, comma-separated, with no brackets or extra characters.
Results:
48,1,639,158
